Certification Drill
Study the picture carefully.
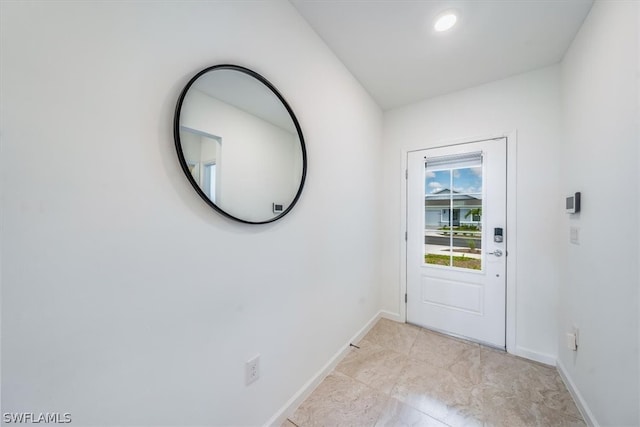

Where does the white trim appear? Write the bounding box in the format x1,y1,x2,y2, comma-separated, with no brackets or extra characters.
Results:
505,130,518,355
557,359,600,427
379,310,402,322
400,149,408,322
513,346,556,366
264,310,389,427
400,131,518,355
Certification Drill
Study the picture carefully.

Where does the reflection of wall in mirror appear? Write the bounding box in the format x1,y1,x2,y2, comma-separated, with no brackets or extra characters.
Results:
180,89,301,222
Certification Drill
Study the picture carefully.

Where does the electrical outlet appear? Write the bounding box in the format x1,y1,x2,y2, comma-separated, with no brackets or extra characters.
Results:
245,355,260,385
566,333,577,351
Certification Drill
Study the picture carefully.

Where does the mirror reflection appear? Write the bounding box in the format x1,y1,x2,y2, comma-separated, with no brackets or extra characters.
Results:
175,65,306,223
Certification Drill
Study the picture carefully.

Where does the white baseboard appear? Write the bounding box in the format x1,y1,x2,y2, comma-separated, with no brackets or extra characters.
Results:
513,345,556,366
378,310,402,322
264,310,387,427
556,359,599,427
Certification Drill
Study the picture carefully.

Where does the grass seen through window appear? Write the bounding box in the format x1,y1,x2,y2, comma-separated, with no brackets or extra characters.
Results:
425,253,481,270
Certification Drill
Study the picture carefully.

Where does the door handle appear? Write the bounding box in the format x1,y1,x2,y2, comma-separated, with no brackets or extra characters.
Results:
486,249,503,257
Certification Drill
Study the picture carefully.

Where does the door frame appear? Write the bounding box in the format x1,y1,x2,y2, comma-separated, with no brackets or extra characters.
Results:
399,131,518,354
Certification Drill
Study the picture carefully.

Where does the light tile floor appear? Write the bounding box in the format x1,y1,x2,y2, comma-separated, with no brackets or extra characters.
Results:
284,318,585,427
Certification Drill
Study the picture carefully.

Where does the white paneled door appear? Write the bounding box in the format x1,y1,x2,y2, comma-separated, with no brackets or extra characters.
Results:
407,138,507,348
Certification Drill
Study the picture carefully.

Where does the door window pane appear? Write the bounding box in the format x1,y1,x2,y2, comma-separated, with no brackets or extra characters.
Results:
424,162,483,270
452,166,483,194
425,169,452,267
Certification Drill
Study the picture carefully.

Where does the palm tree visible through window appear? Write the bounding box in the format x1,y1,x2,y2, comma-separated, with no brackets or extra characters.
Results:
465,208,482,222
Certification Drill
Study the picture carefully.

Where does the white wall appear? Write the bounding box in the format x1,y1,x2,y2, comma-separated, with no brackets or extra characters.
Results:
180,130,204,167
558,1,639,425
382,66,563,362
0,1,382,425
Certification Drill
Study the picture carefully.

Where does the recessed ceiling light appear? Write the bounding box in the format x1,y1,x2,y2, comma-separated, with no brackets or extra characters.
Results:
434,12,457,32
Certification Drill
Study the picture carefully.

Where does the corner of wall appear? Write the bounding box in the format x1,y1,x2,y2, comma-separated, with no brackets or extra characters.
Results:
264,310,387,427
556,359,600,427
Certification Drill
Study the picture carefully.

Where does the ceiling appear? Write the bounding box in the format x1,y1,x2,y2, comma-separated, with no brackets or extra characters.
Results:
290,0,594,110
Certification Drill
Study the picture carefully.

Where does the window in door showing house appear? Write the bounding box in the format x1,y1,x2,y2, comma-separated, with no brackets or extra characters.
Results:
424,155,483,270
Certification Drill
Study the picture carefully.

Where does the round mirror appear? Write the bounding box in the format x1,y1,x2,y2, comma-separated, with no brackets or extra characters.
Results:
174,64,307,224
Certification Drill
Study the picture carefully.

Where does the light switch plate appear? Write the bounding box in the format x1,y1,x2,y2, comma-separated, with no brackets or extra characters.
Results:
570,226,580,245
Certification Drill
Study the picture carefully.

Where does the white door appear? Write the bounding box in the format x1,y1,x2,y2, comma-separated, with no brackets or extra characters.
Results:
407,138,507,348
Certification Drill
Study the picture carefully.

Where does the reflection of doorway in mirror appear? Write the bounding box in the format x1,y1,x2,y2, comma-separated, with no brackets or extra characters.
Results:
203,163,216,203
179,127,222,205
187,162,200,182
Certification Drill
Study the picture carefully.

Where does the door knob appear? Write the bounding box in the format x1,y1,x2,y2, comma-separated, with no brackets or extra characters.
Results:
486,249,503,257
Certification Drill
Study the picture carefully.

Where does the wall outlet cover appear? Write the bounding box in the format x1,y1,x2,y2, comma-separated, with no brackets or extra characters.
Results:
245,355,260,385
566,332,577,351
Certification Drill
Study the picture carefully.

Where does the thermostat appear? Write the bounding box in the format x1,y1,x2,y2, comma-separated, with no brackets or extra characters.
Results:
273,203,284,213
566,192,581,214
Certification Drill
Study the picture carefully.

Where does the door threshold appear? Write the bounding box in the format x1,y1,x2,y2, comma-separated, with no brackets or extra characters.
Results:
406,321,506,352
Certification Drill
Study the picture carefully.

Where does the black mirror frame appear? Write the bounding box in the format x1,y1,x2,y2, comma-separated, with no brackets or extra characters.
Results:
173,64,308,224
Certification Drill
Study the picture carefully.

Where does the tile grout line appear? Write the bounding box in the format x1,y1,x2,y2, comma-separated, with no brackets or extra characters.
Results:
385,327,459,427
331,344,398,426
382,324,419,417
399,325,487,426
478,344,487,425
343,325,443,427
369,395,393,427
